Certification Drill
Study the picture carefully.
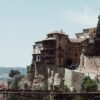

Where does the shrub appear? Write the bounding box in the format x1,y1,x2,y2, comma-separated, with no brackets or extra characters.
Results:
9,70,20,78
81,76,97,92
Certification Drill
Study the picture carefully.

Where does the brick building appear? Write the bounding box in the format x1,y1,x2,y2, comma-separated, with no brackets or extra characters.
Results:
32,28,96,75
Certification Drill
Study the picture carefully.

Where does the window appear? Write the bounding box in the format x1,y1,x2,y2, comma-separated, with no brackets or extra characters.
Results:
48,34,53,37
58,35,62,41
36,55,40,61
69,47,71,51
49,51,54,55
33,45,35,49
75,53,77,57
33,55,36,61
38,56,40,61
59,58,61,64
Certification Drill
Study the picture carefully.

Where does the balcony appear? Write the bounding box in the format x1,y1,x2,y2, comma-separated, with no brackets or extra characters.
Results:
45,60,55,64
41,54,55,59
41,50,55,58
40,57,55,64
44,47,55,50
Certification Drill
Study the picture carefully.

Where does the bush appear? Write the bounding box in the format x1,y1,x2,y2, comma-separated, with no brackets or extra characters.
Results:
59,82,70,93
81,76,97,92
27,64,35,73
9,70,20,78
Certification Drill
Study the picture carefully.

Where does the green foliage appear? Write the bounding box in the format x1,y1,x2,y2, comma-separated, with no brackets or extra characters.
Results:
58,82,70,93
27,65,30,73
11,81,18,89
27,63,35,73
7,94,20,100
9,69,20,78
59,85,70,93
7,94,31,100
7,80,12,87
81,76,98,92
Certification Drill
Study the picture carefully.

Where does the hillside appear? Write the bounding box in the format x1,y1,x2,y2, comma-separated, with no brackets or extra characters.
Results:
0,67,26,81
0,67,26,75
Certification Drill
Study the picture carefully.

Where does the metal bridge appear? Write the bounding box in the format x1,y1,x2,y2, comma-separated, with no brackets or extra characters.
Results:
0,89,100,100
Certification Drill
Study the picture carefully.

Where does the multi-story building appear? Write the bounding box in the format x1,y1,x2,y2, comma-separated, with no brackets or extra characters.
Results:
76,27,96,39
32,28,96,75
33,31,68,75
33,41,43,63
68,38,88,67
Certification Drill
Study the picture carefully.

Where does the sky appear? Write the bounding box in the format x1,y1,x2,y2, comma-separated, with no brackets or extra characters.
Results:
0,0,100,67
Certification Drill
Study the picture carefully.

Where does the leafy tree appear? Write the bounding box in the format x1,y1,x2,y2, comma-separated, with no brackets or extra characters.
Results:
27,63,35,73
9,70,20,78
81,76,97,92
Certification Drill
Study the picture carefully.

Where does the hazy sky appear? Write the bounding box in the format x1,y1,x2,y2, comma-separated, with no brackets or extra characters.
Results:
0,0,100,67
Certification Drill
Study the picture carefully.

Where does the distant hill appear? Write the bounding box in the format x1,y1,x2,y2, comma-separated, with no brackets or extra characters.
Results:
0,67,27,81
0,67,26,75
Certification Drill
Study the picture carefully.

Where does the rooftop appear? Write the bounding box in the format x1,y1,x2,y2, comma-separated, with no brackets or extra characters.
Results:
70,38,87,43
42,37,56,41
76,27,96,36
47,30,67,35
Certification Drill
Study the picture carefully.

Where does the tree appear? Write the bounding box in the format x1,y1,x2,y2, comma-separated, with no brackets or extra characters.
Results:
27,63,35,73
9,70,20,78
81,76,97,92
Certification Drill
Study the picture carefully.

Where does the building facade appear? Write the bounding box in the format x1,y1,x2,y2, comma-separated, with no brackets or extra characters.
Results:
32,28,96,75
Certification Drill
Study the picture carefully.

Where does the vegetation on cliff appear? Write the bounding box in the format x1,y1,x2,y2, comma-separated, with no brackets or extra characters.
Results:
81,76,97,92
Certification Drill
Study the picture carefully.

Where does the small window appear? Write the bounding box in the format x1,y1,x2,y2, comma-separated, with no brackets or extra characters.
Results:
33,55,36,61
69,47,71,51
59,58,61,64
75,53,77,57
36,55,40,61
49,51,54,55
38,56,40,61
33,45,35,49
48,34,53,37
58,35,62,41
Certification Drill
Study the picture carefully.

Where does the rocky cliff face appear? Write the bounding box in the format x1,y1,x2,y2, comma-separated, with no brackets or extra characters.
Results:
80,56,100,75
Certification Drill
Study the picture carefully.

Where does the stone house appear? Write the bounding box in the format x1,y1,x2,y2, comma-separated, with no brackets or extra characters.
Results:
32,28,96,77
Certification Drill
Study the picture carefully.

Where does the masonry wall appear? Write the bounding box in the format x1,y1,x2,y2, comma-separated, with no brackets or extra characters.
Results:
64,68,84,92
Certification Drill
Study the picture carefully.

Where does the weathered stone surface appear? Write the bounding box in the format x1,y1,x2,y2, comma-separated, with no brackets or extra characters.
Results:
80,56,100,75
53,73,61,87
64,68,84,92
48,70,54,90
9,75,23,89
32,74,45,90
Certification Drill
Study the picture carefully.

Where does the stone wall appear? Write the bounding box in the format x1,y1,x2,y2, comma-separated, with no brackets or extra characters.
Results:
80,56,100,75
64,68,84,92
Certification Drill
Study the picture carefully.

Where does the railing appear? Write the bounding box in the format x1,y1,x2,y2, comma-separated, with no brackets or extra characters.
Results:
0,90,100,100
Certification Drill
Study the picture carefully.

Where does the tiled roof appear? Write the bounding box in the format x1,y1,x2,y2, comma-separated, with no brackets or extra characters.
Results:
35,41,42,43
42,37,56,41
47,30,66,35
